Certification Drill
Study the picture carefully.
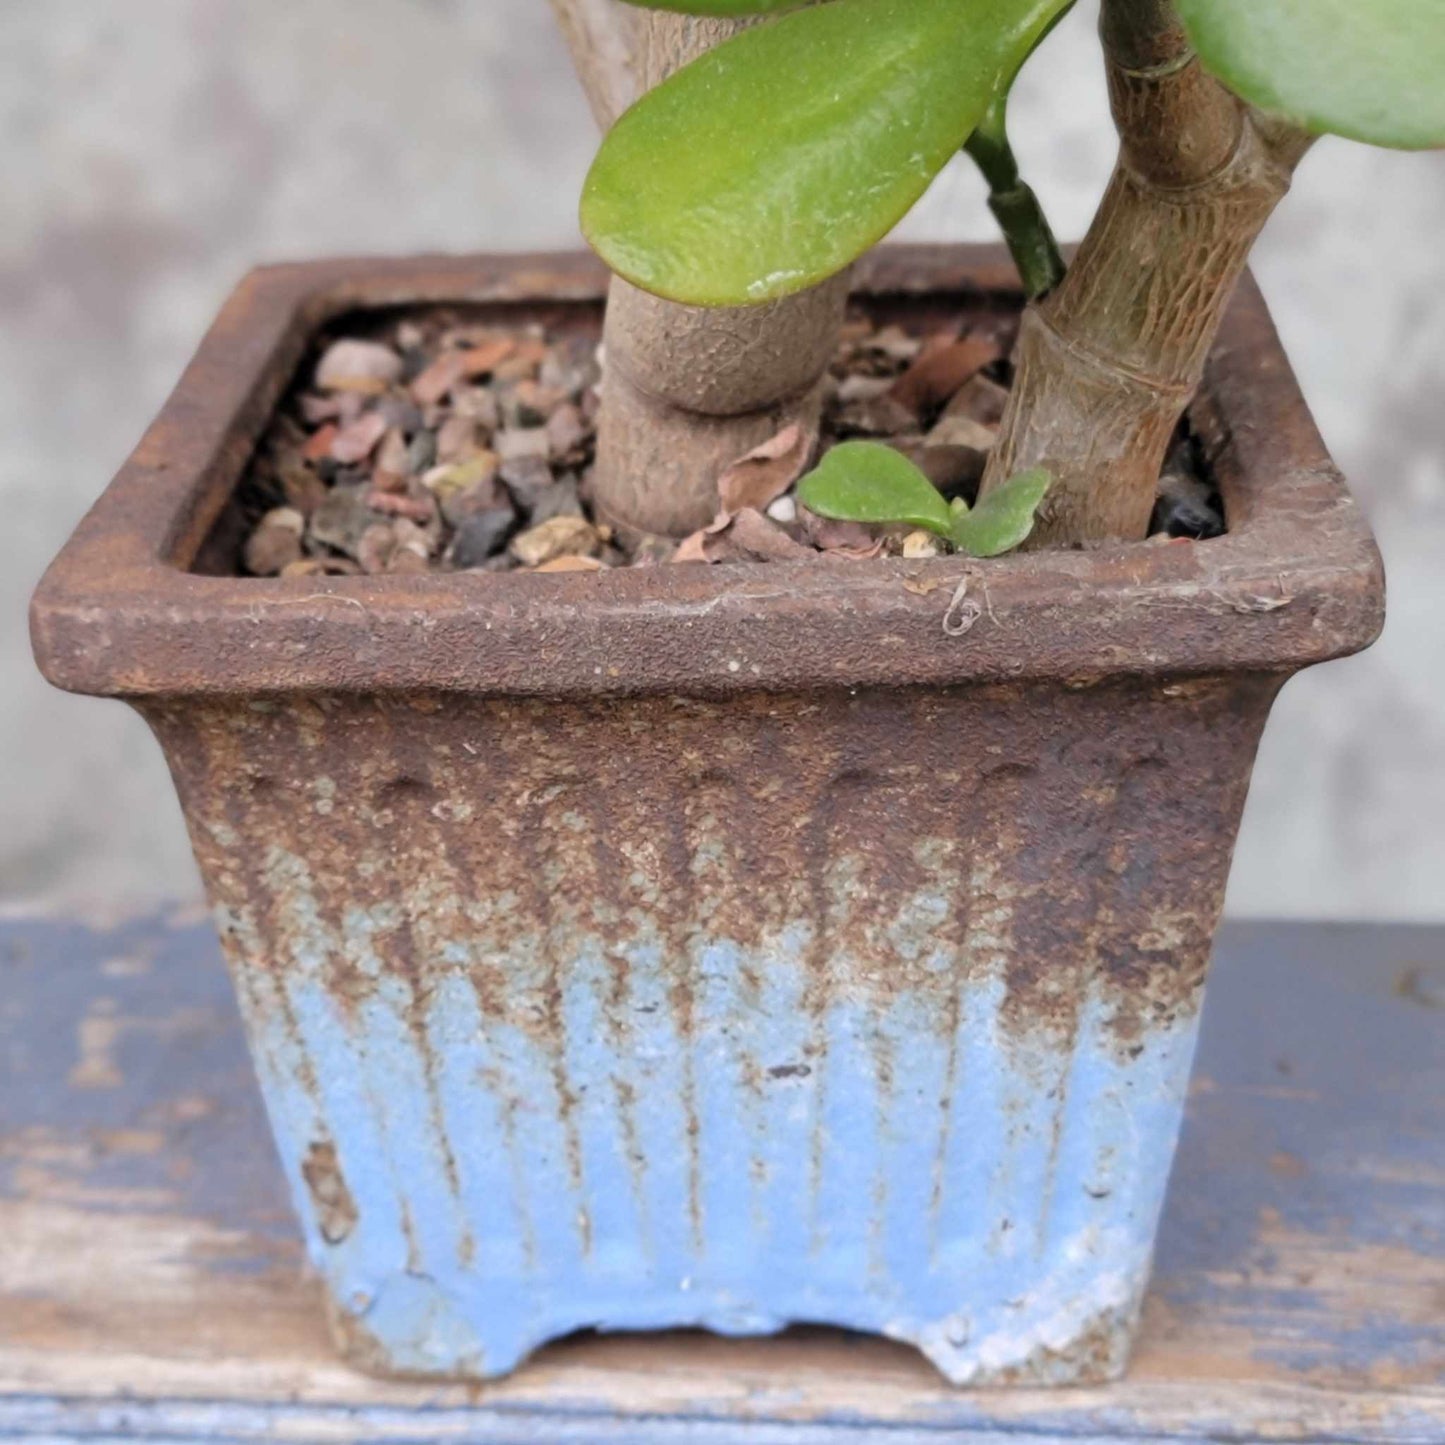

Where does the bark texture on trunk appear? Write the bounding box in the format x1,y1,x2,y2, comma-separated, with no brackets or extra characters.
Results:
553,5,850,537
547,0,642,129
982,0,1312,547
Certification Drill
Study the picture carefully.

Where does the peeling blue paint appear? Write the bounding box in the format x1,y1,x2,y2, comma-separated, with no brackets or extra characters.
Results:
226,848,1200,1384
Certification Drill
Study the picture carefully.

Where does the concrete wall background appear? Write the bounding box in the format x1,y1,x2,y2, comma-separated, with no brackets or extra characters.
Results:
3,1,1443,918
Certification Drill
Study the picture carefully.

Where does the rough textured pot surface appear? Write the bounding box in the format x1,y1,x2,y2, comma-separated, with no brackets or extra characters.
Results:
31,247,1384,1387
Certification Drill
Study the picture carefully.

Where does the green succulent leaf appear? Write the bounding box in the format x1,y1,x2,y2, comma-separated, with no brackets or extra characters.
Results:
797,442,955,537
582,0,1072,306
950,468,1051,558
1178,0,1445,151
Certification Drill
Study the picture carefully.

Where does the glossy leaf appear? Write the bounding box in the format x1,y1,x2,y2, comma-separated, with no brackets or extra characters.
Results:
950,468,1050,557
1179,0,1445,151
582,0,1071,305
797,442,955,537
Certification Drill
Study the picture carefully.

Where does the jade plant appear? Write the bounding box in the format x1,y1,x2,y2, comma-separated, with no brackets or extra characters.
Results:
553,0,1444,552
799,447,1052,558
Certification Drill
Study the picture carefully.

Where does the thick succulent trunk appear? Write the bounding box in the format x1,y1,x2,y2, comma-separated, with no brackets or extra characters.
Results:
547,0,642,131
550,5,850,537
981,0,1313,547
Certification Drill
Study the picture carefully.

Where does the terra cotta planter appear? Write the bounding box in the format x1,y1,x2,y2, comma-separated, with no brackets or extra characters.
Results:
31,246,1384,1386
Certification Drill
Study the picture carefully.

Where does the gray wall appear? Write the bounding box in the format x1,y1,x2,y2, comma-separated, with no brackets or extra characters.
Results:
4,2,1443,918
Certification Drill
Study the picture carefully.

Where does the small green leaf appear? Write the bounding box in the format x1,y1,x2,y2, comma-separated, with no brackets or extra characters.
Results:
1178,0,1445,151
950,468,1051,557
582,0,1072,306
798,442,955,537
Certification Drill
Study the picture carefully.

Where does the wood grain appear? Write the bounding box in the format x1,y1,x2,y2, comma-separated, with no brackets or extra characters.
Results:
1,912,1441,1441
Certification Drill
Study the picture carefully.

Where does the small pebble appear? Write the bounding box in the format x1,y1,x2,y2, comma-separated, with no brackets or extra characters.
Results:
244,507,306,576
410,351,469,408
436,413,480,464
834,393,917,438
388,547,430,575
546,402,588,461
499,455,554,512
278,460,329,516
908,444,988,504
442,481,508,532
309,484,377,558
299,393,344,426
927,413,997,452
1153,468,1224,539
528,478,583,526
376,396,425,434
496,427,551,464
373,428,411,489
511,514,599,567
388,518,433,572
406,429,437,474
942,374,1010,429
452,387,501,431
866,325,924,363
835,374,895,405
426,452,500,500
506,380,566,429
451,509,519,569
315,339,403,392
539,347,598,399
331,411,388,466
357,522,397,575
366,489,436,524
261,505,305,535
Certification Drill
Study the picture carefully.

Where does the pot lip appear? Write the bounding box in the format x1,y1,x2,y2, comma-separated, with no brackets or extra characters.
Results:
31,244,1384,702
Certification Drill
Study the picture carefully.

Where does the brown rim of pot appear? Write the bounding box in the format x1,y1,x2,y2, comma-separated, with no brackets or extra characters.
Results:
31,245,1384,702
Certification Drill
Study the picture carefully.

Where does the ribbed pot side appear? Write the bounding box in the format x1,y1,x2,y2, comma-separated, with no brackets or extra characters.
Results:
30,247,1385,1387
140,672,1271,1384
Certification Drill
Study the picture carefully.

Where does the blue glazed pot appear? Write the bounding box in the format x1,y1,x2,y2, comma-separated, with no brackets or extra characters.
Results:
30,248,1384,1385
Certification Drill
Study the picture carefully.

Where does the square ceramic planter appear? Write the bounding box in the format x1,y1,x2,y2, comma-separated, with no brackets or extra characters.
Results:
31,246,1383,1387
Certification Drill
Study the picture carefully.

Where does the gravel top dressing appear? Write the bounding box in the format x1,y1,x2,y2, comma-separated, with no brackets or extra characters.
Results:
227,306,1222,581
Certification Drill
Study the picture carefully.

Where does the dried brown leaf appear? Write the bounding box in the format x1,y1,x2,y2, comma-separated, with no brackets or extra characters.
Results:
710,508,815,564
670,531,713,565
890,334,1001,416
716,422,815,514
796,510,878,553
825,539,887,561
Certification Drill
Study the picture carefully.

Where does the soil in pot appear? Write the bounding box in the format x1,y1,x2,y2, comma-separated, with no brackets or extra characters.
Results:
215,302,1224,581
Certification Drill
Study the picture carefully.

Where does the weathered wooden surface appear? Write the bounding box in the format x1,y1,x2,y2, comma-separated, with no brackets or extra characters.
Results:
1,912,1441,1442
